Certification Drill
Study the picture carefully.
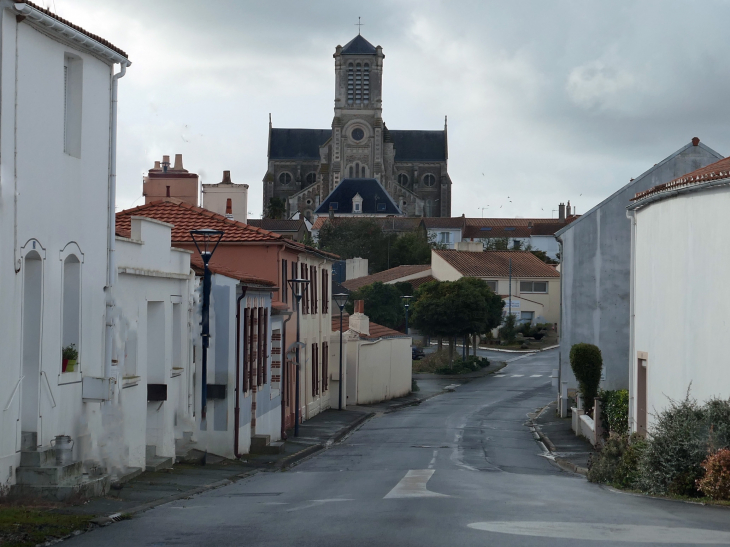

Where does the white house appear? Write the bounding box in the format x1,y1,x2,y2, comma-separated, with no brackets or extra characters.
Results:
0,3,131,497
627,155,730,435
423,217,465,249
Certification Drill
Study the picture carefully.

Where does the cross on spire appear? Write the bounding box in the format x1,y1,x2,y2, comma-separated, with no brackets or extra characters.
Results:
355,16,364,35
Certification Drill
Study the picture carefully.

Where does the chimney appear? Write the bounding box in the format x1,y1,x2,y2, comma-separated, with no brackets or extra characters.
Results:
162,155,170,173
349,300,370,336
558,202,565,221
566,200,571,217
225,198,233,219
692,137,700,146
173,154,183,170
222,170,232,184
154,161,161,170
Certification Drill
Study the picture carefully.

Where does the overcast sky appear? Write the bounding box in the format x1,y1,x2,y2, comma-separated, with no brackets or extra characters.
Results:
51,0,730,219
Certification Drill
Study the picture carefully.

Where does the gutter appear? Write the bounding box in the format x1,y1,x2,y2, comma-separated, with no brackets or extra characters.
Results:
627,176,730,211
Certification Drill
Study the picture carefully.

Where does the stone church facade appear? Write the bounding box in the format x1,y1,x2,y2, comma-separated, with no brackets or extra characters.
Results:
263,34,452,220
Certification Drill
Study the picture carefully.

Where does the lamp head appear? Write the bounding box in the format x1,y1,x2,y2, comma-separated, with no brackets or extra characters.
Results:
190,229,224,265
333,292,349,310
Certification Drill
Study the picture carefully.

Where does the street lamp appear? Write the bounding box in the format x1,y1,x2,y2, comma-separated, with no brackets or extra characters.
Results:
401,295,414,335
333,293,349,410
190,229,224,420
287,277,310,437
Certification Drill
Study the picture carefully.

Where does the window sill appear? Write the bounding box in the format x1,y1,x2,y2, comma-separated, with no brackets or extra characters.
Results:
58,368,82,385
122,375,141,389
171,367,184,378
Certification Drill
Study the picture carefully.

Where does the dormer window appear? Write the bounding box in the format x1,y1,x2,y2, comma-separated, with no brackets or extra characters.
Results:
352,192,363,214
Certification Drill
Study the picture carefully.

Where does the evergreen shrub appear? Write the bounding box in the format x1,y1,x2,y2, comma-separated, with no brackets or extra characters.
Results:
600,389,629,436
569,343,602,413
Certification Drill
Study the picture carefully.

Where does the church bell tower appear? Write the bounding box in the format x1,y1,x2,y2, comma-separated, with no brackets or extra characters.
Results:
331,34,385,187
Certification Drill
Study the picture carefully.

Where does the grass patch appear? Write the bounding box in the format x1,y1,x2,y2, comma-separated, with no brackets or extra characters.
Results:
0,507,94,547
413,350,490,375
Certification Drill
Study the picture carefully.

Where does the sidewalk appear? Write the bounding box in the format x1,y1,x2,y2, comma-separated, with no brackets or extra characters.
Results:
58,408,372,522
530,400,595,475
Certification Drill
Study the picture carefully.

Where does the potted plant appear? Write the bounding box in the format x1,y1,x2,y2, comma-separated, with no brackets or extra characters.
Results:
62,344,78,373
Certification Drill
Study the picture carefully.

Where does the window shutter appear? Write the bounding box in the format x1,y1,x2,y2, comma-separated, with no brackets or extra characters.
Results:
263,308,269,384
323,342,328,391
257,307,264,387
311,266,318,314
243,308,249,393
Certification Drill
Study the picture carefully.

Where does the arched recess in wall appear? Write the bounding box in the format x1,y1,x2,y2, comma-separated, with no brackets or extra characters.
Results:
60,243,83,375
20,239,46,437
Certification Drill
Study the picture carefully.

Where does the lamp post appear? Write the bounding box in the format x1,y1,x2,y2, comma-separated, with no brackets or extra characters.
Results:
190,229,224,420
287,278,310,437
333,293,349,410
401,295,414,335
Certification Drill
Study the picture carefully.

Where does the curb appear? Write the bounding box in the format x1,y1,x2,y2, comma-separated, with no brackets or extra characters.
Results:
429,343,559,354
412,361,508,380
527,402,589,477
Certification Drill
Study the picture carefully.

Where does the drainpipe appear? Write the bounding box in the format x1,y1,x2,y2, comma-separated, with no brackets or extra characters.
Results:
234,286,248,458
103,61,129,388
626,209,637,432
555,234,565,415
280,309,293,439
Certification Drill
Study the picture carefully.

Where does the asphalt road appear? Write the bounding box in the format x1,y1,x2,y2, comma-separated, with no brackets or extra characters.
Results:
70,349,730,546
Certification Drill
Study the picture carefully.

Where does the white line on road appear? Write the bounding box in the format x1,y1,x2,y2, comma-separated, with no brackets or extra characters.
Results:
494,374,506,377
511,374,524,377
384,470,450,499
428,450,438,469
530,374,542,377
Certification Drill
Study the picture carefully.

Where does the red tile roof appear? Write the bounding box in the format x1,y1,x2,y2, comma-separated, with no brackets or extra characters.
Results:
332,313,408,340
434,250,560,278
18,1,128,58
632,155,730,202
408,275,436,290
422,217,466,229
190,255,275,287
341,264,431,291
116,200,337,259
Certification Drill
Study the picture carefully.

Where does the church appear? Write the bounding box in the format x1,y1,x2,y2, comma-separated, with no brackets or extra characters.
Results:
263,33,452,220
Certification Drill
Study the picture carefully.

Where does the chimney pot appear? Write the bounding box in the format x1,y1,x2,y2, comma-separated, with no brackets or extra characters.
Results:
162,155,170,164
173,154,183,170
692,137,700,146
566,200,571,216
558,202,566,221
222,170,232,183
154,161,160,169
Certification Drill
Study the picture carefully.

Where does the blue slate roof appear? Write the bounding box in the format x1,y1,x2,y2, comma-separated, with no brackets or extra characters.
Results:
388,130,447,162
315,179,402,215
341,35,377,55
269,128,331,160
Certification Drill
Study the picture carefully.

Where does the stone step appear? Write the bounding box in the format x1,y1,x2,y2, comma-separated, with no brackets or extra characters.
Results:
250,438,284,455
250,434,271,452
15,460,84,486
145,455,173,472
20,445,55,468
145,444,157,460
11,473,110,502
21,431,37,451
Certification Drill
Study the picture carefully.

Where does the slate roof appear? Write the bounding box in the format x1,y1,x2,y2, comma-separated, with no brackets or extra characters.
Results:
332,313,408,340
269,128,331,160
423,217,465,229
18,1,128,58
116,200,337,259
315,178,401,215
312,216,421,232
435,250,560,278
190,256,275,287
388,130,447,162
341,35,377,55
341,264,431,292
246,219,306,232
632,155,730,203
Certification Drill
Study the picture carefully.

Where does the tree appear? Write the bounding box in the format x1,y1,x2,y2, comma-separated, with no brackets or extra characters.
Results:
345,282,404,330
387,231,433,269
265,197,286,219
411,278,504,358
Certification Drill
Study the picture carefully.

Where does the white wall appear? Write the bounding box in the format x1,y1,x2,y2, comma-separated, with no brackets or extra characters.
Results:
630,185,730,432
427,228,462,249
0,10,120,482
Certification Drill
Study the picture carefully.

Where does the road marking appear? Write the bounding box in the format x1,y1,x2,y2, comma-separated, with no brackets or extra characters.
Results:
467,522,730,543
530,374,542,377
443,383,461,390
511,374,524,377
384,469,450,499
287,499,354,512
494,374,506,377
428,449,438,469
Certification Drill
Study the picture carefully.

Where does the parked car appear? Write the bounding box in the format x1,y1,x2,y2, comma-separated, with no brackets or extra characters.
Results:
412,346,425,360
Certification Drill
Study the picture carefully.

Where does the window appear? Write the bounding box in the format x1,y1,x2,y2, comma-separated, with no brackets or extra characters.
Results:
354,203,361,212
63,54,83,158
521,311,534,322
351,128,364,141
278,172,292,185
485,280,497,292
480,227,492,232
347,62,369,105
349,165,354,178
305,172,317,185
423,173,436,187
330,202,339,211
62,255,81,372
281,259,288,303
439,232,450,244
146,302,165,383
172,302,182,369
398,173,409,186
361,165,367,178
377,203,386,212
519,281,548,293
